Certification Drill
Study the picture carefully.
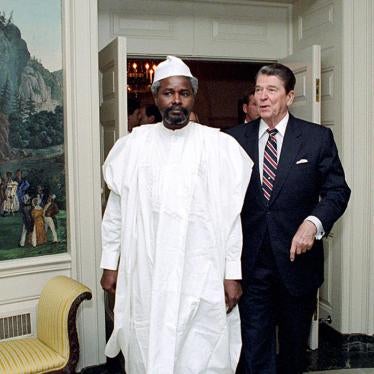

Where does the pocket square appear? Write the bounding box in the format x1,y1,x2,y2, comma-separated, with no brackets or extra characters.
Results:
296,159,308,164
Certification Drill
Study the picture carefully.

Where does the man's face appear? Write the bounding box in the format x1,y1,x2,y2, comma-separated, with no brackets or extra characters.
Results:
243,94,259,122
154,76,195,130
255,74,294,127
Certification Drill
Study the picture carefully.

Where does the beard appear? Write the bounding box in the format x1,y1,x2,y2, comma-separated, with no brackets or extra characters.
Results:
163,105,190,128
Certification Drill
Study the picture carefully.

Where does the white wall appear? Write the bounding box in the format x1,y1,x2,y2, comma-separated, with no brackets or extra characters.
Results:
293,0,374,336
63,0,106,365
340,0,374,336
0,0,106,368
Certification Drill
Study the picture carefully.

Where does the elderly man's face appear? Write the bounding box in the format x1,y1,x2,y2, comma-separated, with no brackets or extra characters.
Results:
154,76,195,130
255,74,294,128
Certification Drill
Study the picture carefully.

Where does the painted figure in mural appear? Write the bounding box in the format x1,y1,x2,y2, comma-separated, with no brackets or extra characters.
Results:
100,56,253,373
15,169,30,209
3,172,19,215
31,197,47,247
19,193,33,247
43,194,59,243
36,184,48,208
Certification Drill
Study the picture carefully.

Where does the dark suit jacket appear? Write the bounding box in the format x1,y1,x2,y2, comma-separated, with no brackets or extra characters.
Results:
225,115,351,296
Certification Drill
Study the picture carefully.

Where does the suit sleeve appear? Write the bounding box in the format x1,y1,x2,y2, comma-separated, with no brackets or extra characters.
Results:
310,128,351,234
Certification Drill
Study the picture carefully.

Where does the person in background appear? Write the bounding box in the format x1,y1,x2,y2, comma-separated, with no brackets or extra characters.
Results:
189,111,200,123
128,97,141,132
139,103,162,125
100,55,253,373
225,63,350,374
238,84,259,124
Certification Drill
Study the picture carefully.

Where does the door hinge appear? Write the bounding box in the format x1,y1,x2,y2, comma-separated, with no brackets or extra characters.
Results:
316,78,320,102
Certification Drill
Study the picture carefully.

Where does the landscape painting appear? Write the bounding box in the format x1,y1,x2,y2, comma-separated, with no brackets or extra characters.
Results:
0,0,66,261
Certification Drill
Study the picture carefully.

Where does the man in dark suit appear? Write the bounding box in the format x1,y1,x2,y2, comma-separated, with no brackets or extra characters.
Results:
225,63,350,374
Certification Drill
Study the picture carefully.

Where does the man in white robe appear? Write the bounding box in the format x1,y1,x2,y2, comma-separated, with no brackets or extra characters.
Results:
100,56,253,374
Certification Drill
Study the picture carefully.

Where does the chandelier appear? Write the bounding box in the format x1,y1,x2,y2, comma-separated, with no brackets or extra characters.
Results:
127,59,159,94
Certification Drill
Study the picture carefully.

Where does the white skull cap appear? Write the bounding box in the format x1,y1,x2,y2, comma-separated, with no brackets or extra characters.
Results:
153,55,195,83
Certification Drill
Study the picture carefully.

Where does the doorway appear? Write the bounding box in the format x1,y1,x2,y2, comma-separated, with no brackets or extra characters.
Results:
127,58,265,129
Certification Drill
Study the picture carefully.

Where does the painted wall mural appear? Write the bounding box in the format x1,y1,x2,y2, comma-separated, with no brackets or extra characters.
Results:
0,0,66,260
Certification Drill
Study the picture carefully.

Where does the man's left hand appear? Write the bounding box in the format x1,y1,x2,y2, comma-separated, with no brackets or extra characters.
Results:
290,220,317,262
224,279,242,314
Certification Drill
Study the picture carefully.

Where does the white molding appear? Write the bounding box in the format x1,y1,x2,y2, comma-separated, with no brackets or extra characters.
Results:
0,254,72,278
63,0,106,367
369,0,374,336
341,0,374,335
340,0,355,333
0,296,39,306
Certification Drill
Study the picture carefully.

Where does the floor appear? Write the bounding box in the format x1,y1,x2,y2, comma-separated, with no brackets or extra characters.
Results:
81,323,374,373
309,371,374,374
304,324,374,373
81,365,374,373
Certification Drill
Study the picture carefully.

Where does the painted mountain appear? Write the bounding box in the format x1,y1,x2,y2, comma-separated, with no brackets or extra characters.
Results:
0,12,63,160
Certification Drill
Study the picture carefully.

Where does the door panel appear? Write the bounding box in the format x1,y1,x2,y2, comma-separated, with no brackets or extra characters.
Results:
280,45,321,124
99,36,127,207
280,45,321,350
99,36,128,157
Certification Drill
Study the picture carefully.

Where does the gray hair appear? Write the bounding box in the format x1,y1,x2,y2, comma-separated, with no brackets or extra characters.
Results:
256,63,296,94
151,76,198,96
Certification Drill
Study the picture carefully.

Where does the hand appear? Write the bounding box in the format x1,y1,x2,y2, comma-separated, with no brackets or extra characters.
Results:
224,279,242,314
290,220,317,262
100,269,118,294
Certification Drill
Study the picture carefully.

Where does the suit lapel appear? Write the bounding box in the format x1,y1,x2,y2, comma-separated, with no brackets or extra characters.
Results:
243,120,267,206
269,115,302,205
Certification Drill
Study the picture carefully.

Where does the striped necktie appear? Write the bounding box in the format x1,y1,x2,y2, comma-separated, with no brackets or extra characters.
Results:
262,128,278,200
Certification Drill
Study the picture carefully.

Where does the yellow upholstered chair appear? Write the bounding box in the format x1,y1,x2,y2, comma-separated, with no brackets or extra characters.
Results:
0,276,92,374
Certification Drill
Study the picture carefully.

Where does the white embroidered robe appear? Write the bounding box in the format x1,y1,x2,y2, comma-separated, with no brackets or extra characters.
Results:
101,122,253,374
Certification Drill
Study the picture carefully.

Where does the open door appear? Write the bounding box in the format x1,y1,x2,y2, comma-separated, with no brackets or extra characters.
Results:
99,37,128,166
280,45,321,350
99,36,128,208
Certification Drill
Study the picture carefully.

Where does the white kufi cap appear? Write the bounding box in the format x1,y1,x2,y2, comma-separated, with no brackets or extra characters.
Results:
153,55,195,83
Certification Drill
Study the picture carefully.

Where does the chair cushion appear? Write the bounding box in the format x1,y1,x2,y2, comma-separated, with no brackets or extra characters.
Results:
0,337,66,374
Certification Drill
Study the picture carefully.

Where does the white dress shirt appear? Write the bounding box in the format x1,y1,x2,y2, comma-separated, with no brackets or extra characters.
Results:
258,112,325,239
